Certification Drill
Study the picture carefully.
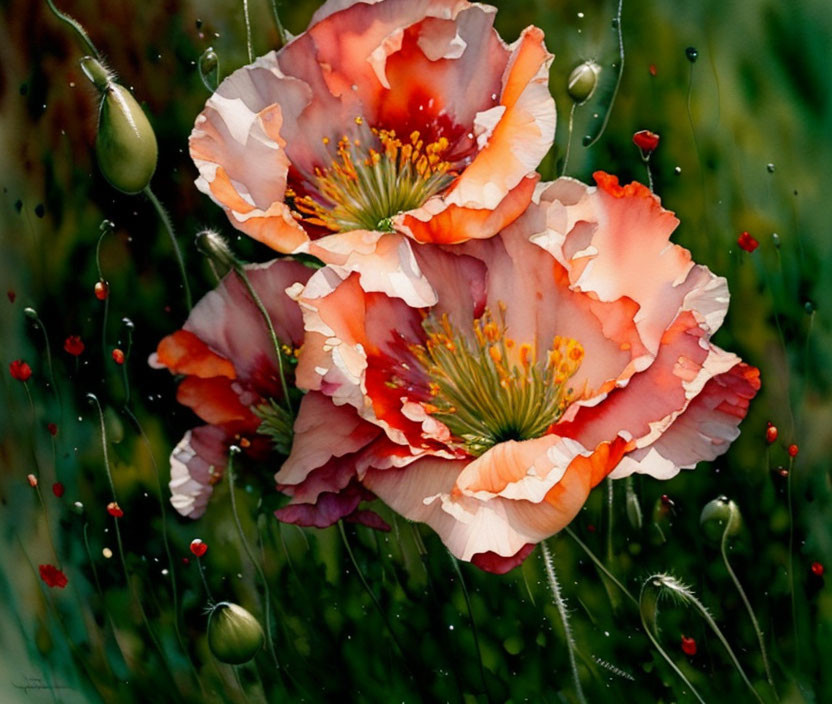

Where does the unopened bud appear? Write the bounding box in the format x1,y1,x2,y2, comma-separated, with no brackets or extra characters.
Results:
199,48,220,91
567,61,601,104
196,230,237,271
700,495,742,542
95,83,158,194
207,602,265,664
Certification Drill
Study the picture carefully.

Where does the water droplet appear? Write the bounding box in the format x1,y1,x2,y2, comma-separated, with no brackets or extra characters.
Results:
685,47,699,63
674,166,682,175
582,135,592,146
766,163,775,173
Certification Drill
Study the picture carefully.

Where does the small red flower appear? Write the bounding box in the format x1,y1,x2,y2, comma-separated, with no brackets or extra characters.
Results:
649,64,657,77
27,474,38,487
681,635,697,656
107,501,124,518
633,130,660,154
7,289,15,303
788,443,799,458
112,348,125,365
64,335,85,356
182,557,190,565
94,281,109,301
737,231,759,253
52,482,65,498
811,561,824,577
39,564,68,588
765,423,778,444
190,539,208,557
47,423,58,437
9,359,32,382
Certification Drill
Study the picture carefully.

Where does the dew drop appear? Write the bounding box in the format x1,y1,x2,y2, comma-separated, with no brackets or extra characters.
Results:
674,166,682,175
766,163,775,173
685,46,699,63
582,135,592,146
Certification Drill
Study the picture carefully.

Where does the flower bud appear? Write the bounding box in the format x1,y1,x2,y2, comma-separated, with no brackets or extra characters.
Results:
207,602,265,665
199,47,220,91
94,81,158,194
567,61,601,104
195,230,238,271
699,495,742,542
80,56,113,92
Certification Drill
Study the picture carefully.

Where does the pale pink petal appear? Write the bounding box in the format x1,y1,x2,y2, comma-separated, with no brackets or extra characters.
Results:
169,425,229,518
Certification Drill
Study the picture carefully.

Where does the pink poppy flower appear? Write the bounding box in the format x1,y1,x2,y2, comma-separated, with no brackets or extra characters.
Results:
189,0,555,253
150,260,311,518
277,172,760,572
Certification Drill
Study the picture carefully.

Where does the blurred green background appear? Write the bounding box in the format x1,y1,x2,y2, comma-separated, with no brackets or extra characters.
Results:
1,0,831,701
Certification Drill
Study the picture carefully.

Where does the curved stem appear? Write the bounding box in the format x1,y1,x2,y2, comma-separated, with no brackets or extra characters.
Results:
227,452,281,673
449,554,490,701
564,526,638,607
233,265,292,414
270,0,289,47
540,541,586,704
583,0,624,149
241,0,254,63
720,531,777,698
44,0,100,58
144,186,192,311
560,102,577,176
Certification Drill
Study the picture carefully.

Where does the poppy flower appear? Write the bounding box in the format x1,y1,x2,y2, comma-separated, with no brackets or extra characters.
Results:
633,129,660,154
277,172,760,572
39,564,68,589
64,335,85,356
9,359,32,382
737,231,759,253
189,0,556,252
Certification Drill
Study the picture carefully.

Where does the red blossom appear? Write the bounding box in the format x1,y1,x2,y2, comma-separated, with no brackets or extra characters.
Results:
52,482,65,498
811,562,824,577
649,64,657,77
737,231,759,253
112,348,125,365
633,130,660,154
94,281,109,300
47,423,58,436
64,335,85,356
189,539,208,557
107,501,124,518
765,423,778,444
39,564,68,589
681,635,697,656
9,359,32,382
788,443,799,458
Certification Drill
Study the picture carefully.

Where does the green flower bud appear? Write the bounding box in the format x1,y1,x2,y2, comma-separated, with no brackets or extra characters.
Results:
700,495,742,543
195,230,238,271
567,61,601,104
207,602,264,665
95,83,158,194
80,56,113,92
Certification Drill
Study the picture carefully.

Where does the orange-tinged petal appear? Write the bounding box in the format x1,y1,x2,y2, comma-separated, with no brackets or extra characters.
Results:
176,376,259,428
154,330,236,380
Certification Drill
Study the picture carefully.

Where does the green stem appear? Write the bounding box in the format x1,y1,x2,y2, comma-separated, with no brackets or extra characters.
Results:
242,0,254,63
449,554,490,701
269,0,289,47
540,541,586,704
564,527,638,607
560,102,576,176
44,0,101,58
583,0,624,149
227,450,281,673
144,186,192,310
720,530,778,699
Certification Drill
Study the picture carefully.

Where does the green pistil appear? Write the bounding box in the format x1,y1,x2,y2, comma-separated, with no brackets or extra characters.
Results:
252,398,294,455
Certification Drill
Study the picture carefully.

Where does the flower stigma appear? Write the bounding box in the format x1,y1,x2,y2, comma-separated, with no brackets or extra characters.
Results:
290,124,456,232
409,308,584,456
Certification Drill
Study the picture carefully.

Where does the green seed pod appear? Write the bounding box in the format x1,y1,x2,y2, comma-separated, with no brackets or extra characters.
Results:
567,61,601,104
700,495,742,543
195,230,237,271
94,81,158,194
207,602,265,665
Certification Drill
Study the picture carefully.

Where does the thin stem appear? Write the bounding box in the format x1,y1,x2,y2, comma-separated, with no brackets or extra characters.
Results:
449,554,490,701
227,450,281,672
269,0,289,47
583,0,624,149
26,310,59,403
564,527,638,607
233,265,292,414
605,478,614,563
643,156,655,192
144,186,192,311
540,541,586,704
787,454,798,670
44,0,100,58
196,556,215,604
560,102,576,176
242,0,254,63
720,530,777,698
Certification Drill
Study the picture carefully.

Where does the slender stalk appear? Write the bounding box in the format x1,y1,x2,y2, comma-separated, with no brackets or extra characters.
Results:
241,0,254,63
227,449,281,672
44,0,100,58
196,556,215,604
269,0,289,47
564,527,638,607
232,265,292,414
540,541,586,704
560,102,576,176
786,454,798,669
720,530,777,698
605,478,614,563
449,554,490,701
642,155,655,192
144,186,192,310
583,0,624,149
24,309,59,403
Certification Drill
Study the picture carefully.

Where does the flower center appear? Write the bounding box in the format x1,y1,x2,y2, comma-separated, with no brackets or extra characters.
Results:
252,398,294,455
410,309,584,456
291,122,455,232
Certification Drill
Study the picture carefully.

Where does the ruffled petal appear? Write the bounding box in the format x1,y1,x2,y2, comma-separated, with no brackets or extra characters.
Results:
150,330,236,379
169,425,229,518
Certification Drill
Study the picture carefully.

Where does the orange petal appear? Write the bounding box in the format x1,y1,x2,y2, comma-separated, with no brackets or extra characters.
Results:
154,330,236,380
